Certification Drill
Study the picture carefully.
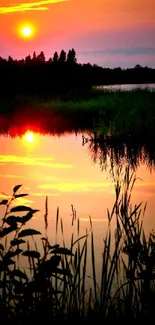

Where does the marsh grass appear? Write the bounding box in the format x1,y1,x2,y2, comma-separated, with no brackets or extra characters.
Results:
0,89,155,137
0,167,155,323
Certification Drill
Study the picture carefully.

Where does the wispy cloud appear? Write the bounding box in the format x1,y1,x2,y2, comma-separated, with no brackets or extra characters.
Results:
0,194,12,199
0,0,67,14
39,181,112,193
0,155,73,169
31,191,60,196
0,174,23,179
81,218,108,222
0,194,34,205
80,47,155,57
12,197,35,205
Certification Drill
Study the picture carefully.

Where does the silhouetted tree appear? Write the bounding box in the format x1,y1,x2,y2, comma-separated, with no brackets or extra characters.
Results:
8,56,13,63
53,51,59,63
37,51,46,62
67,48,77,64
32,51,37,61
59,50,66,63
0,48,155,98
25,55,31,64
135,64,142,69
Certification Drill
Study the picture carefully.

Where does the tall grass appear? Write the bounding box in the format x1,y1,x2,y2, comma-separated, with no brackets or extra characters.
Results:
0,168,155,323
0,89,155,137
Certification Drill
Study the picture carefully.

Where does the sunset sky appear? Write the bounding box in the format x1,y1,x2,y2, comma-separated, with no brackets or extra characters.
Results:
0,0,155,68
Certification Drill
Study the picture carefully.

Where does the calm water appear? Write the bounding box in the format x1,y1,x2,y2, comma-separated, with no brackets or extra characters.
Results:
1,131,155,275
96,83,155,91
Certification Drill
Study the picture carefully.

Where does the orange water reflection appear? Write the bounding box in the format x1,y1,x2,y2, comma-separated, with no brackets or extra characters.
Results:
0,132,155,278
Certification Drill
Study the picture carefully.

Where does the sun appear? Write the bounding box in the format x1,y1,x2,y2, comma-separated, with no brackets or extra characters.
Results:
22,26,32,37
25,132,35,143
19,23,35,39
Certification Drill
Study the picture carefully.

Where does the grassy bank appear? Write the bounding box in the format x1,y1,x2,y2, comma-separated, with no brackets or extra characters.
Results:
1,168,155,324
0,88,155,137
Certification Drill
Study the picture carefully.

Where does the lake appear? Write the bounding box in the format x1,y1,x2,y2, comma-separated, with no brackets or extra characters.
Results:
1,128,155,281
95,83,155,91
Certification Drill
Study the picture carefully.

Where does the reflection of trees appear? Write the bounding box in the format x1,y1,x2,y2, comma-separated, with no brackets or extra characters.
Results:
82,132,155,172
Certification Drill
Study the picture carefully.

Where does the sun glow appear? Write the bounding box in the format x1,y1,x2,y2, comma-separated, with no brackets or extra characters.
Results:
22,26,32,37
19,23,35,39
25,132,35,143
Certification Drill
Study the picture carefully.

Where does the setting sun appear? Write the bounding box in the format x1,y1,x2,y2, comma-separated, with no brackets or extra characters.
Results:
22,26,32,37
25,132,35,143
19,23,35,39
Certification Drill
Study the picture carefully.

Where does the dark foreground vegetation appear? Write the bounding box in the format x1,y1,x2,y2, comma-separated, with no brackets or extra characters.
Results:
0,88,155,139
1,169,155,324
0,49,155,97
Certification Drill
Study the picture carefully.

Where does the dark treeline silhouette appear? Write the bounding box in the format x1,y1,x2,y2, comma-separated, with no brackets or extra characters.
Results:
0,49,155,97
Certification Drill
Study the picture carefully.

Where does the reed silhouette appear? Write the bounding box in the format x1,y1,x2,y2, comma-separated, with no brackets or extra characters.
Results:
1,169,155,323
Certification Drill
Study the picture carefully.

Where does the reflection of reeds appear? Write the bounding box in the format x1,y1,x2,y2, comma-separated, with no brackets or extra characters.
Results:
0,167,155,323
83,132,155,171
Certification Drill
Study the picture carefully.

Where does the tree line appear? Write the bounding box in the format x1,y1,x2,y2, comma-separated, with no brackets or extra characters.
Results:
0,48,155,97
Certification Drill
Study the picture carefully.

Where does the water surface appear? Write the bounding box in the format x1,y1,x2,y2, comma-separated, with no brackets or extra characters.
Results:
96,83,155,91
0,131,155,251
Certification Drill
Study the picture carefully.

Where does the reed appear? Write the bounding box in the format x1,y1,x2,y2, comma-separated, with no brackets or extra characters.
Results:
0,167,155,323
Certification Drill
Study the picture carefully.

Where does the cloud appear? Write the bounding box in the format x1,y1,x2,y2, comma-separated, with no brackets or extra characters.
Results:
0,194,12,199
12,197,35,205
81,218,108,222
0,194,34,205
80,47,155,57
31,192,60,196
0,174,23,178
39,181,112,193
0,0,67,14
0,155,74,169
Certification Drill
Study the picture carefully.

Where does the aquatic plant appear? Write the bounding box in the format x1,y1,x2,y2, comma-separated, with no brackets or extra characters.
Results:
0,168,155,323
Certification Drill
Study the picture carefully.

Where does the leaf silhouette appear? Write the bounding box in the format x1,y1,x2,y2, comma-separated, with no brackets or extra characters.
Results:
13,185,22,193
10,239,26,246
11,269,28,281
0,199,8,205
32,209,40,214
51,247,73,256
21,212,33,224
14,194,28,198
4,215,25,225
38,255,61,277
3,216,19,227
0,226,18,238
18,229,41,238
0,258,15,269
22,250,40,259
21,210,39,223
4,249,23,259
10,206,32,213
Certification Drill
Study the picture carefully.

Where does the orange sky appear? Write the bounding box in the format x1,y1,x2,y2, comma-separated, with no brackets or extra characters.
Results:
0,0,155,67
